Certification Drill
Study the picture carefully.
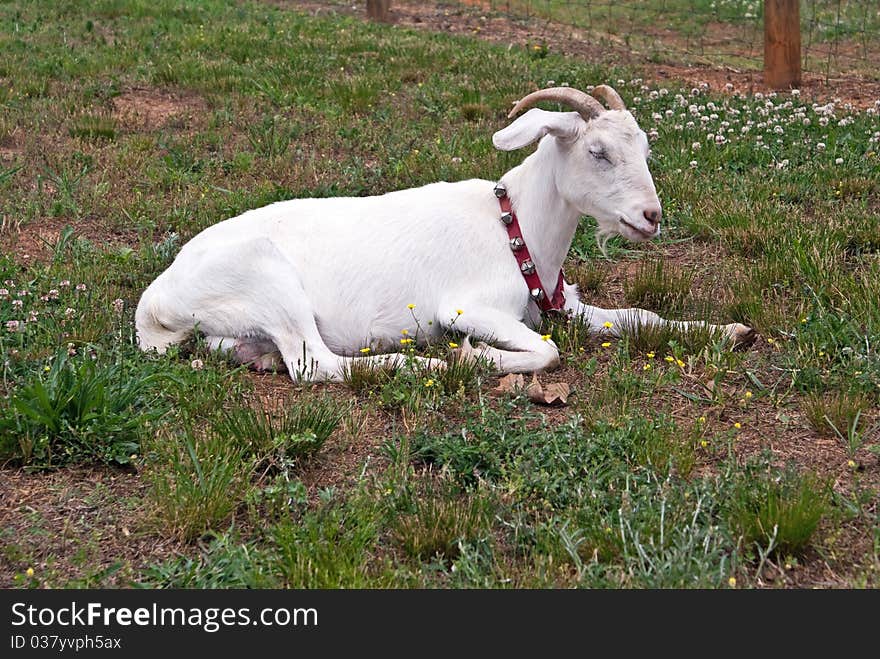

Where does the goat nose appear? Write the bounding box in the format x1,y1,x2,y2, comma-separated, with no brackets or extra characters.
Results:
643,207,662,227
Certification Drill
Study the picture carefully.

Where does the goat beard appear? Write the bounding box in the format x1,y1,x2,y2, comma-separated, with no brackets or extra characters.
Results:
594,225,616,259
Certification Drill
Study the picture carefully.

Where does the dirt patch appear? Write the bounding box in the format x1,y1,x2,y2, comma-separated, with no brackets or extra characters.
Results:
0,465,181,588
112,87,208,132
0,215,136,265
244,373,396,500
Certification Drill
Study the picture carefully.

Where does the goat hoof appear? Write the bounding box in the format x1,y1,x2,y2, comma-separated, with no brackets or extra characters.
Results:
726,323,757,349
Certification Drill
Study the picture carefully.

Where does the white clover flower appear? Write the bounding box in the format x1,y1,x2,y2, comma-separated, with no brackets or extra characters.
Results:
816,142,826,151
5,320,20,332
190,359,204,370
835,157,844,165
689,160,698,169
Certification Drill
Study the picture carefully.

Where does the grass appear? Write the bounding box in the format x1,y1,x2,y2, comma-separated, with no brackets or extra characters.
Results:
0,0,878,589
467,0,880,78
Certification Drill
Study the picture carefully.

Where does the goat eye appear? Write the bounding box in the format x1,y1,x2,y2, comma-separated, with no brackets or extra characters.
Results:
590,150,609,162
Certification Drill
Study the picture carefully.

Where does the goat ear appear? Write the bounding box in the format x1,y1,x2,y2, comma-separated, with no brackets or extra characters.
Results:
492,109,583,151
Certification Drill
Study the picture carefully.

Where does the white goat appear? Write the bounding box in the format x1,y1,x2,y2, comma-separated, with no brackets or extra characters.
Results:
135,85,753,380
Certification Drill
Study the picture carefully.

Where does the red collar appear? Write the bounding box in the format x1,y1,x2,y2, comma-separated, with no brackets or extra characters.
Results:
494,182,566,313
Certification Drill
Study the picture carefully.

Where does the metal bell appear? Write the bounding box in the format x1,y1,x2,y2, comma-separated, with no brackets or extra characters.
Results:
520,260,536,275
530,287,545,301
493,183,507,198
509,236,524,251
500,212,513,225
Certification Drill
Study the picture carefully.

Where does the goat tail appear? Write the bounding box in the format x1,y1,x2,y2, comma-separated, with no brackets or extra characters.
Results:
134,286,186,353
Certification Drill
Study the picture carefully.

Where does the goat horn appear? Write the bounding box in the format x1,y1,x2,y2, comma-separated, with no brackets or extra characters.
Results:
590,84,626,111
507,87,605,121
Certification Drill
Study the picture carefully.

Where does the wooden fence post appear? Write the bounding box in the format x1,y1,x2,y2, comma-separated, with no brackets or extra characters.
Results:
764,0,801,89
367,0,391,22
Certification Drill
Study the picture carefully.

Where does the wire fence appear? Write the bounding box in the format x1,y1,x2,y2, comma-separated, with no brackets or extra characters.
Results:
433,1,880,80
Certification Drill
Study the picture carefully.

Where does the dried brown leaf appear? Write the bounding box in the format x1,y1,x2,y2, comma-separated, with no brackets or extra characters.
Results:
494,373,525,394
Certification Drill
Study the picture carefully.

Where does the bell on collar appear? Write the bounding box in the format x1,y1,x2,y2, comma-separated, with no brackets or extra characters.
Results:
509,236,524,251
500,211,513,225
530,287,545,301
520,260,536,275
493,183,507,198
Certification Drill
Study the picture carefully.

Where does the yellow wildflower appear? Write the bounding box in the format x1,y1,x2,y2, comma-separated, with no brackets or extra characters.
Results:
646,352,655,359
643,363,652,371
698,416,706,424
700,440,708,448
603,321,613,329
728,577,736,587
448,342,459,349
734,422,742,429
424,379,435,388
676,359,685,368
400,338,413,345
401,329,409,335
407,303,416,310
601,342,611,348
541,334,551,342
359,347,371,354
664,355,674,363
26,567,34,578
456,309,464,315
744,391,753,399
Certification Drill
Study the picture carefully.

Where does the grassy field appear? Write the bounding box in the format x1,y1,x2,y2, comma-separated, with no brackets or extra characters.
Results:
0,0,878,588
447,0,880,78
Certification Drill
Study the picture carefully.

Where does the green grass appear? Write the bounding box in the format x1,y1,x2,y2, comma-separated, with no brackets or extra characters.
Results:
0,0,877,589
468,0,880,78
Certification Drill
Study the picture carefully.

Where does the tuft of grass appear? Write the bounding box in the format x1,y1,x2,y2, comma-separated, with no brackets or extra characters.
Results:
803,391,870,438
214,394,346,463
68,113,117,141
802,391,875,457
391,480,495,561
727,468,830,557
272,499,393,588
624,259,694,314
567,260,607,294
460,102,489,121
342,358,396,394
146,426,253,543
616,311,728,355
0,348,165,468
140,531,279,588
433,351,486,398
542,310,596,358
